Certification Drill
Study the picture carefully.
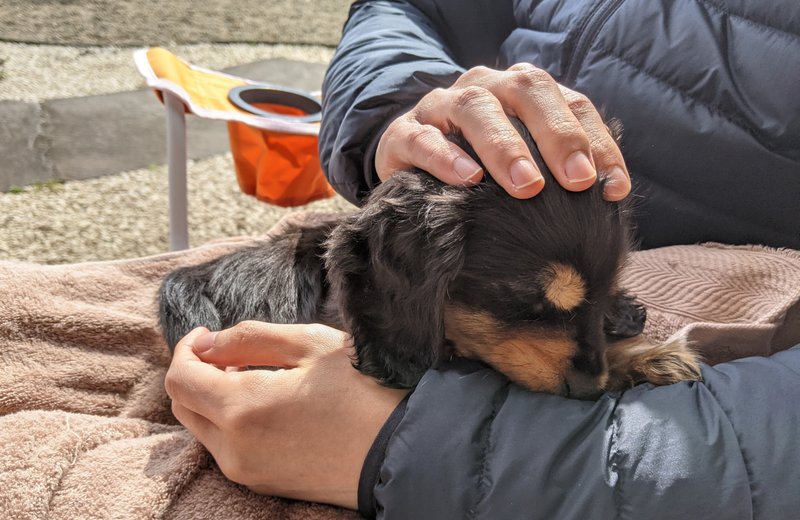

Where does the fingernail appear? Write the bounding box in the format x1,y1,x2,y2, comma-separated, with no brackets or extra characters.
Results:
453,156,483,182
509,158,543,190
193,331,218,353
564,151,596,183
603,166,630,199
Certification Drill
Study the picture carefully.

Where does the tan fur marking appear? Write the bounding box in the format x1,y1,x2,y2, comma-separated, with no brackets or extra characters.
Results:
605,337,702,391
487,335,576,394
540,263,585,311
443,306,577,394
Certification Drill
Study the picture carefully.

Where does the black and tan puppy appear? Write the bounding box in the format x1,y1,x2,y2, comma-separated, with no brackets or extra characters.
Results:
159,120,700,397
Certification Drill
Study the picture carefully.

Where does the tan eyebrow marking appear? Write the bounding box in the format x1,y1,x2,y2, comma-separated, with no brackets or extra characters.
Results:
540,263,585,311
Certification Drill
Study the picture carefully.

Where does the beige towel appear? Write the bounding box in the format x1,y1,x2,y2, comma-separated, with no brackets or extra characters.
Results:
1,212,798,519
622,243,800,364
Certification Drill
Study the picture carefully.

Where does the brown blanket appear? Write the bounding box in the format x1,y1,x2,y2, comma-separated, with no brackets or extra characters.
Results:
1,212,799,519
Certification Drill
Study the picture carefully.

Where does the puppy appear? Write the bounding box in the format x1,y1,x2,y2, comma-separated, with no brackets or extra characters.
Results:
159,120,700,397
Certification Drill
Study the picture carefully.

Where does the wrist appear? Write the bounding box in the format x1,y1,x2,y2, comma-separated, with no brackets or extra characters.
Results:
345,381,409,510
313,375,409,510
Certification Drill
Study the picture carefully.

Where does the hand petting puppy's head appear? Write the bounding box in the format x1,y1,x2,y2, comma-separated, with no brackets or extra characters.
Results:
325,119,644,396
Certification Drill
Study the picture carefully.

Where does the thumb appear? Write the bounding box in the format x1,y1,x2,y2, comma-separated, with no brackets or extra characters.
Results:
190,320,328,367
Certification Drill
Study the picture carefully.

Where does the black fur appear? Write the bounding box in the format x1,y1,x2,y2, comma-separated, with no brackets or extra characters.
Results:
158,119,645,389
159,221,336,349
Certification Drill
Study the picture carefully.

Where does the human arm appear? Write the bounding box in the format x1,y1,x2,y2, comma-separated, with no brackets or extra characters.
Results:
364,347,800,518
320,0,630,204
167,322,800,518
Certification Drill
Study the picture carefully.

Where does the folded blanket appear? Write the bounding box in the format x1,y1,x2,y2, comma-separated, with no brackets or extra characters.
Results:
1,211,798,519
622,243,800,364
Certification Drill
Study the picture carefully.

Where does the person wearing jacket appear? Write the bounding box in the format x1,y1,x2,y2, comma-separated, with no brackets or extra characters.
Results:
165,1,800,518
321,0,800,250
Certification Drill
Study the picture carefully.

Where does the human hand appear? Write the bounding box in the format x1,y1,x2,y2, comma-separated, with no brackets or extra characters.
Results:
164,322,409,509
375,63,630,201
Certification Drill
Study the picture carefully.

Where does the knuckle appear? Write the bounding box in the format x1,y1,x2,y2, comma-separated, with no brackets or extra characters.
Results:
423,87,448,103
380,118,412,151
512,67,555,90
484,127,526,153
302,323,328,340
164,375,177,398
452,85,493,111
417,88,448,113
404,124,439,155
458,65,492,84
163,368,182,398
382,116,404,139
545,116,584,139
301,323,342,352
507,62,537,73
584,122,623,165
565,93,595,115
238,319,262,332
229,320,259,345
590,137,623,166
472,65,493,75
217,454,248,484
587,125,616,148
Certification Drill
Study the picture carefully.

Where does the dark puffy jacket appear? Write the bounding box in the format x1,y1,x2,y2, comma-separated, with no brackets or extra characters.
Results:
359,348,800,519
320,0,800,249
320,1,800,518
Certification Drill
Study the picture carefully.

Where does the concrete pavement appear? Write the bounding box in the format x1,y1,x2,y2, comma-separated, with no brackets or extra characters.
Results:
0,58,328,191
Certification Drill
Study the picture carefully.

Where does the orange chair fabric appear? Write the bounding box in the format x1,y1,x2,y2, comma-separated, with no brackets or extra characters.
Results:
135,47,335,207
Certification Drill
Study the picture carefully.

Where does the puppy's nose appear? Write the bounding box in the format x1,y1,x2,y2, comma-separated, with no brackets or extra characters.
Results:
564,369,605,400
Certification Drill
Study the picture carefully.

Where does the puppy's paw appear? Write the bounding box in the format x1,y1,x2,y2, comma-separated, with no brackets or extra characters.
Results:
634,340,702,385
605,338,702,392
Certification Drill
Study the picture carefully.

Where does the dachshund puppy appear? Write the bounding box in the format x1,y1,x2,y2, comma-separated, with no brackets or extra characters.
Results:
159,120,700,398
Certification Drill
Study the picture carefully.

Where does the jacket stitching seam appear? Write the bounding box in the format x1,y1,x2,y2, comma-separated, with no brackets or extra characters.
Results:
607,396,624,520
595,44,787,158
467,382,510,519
698,378,757,515
562,0,609,82
693,0,800,42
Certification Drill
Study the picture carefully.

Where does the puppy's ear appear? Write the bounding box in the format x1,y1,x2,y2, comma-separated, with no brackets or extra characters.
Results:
604,292,646,338
325,171,469,388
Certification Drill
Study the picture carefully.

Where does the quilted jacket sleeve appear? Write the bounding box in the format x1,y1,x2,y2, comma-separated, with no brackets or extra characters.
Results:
319,0,515,204
361,346,800,519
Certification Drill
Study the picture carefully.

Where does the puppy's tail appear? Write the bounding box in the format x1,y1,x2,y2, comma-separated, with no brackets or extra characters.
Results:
158,263,222,351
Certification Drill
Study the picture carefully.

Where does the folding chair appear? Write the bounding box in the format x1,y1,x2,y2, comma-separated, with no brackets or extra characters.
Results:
134,48,335,250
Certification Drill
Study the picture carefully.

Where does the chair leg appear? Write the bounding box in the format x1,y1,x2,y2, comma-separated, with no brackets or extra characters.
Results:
165,92,189,251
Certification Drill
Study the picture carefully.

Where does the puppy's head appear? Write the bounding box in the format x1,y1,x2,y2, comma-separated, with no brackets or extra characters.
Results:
325,119,643,395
